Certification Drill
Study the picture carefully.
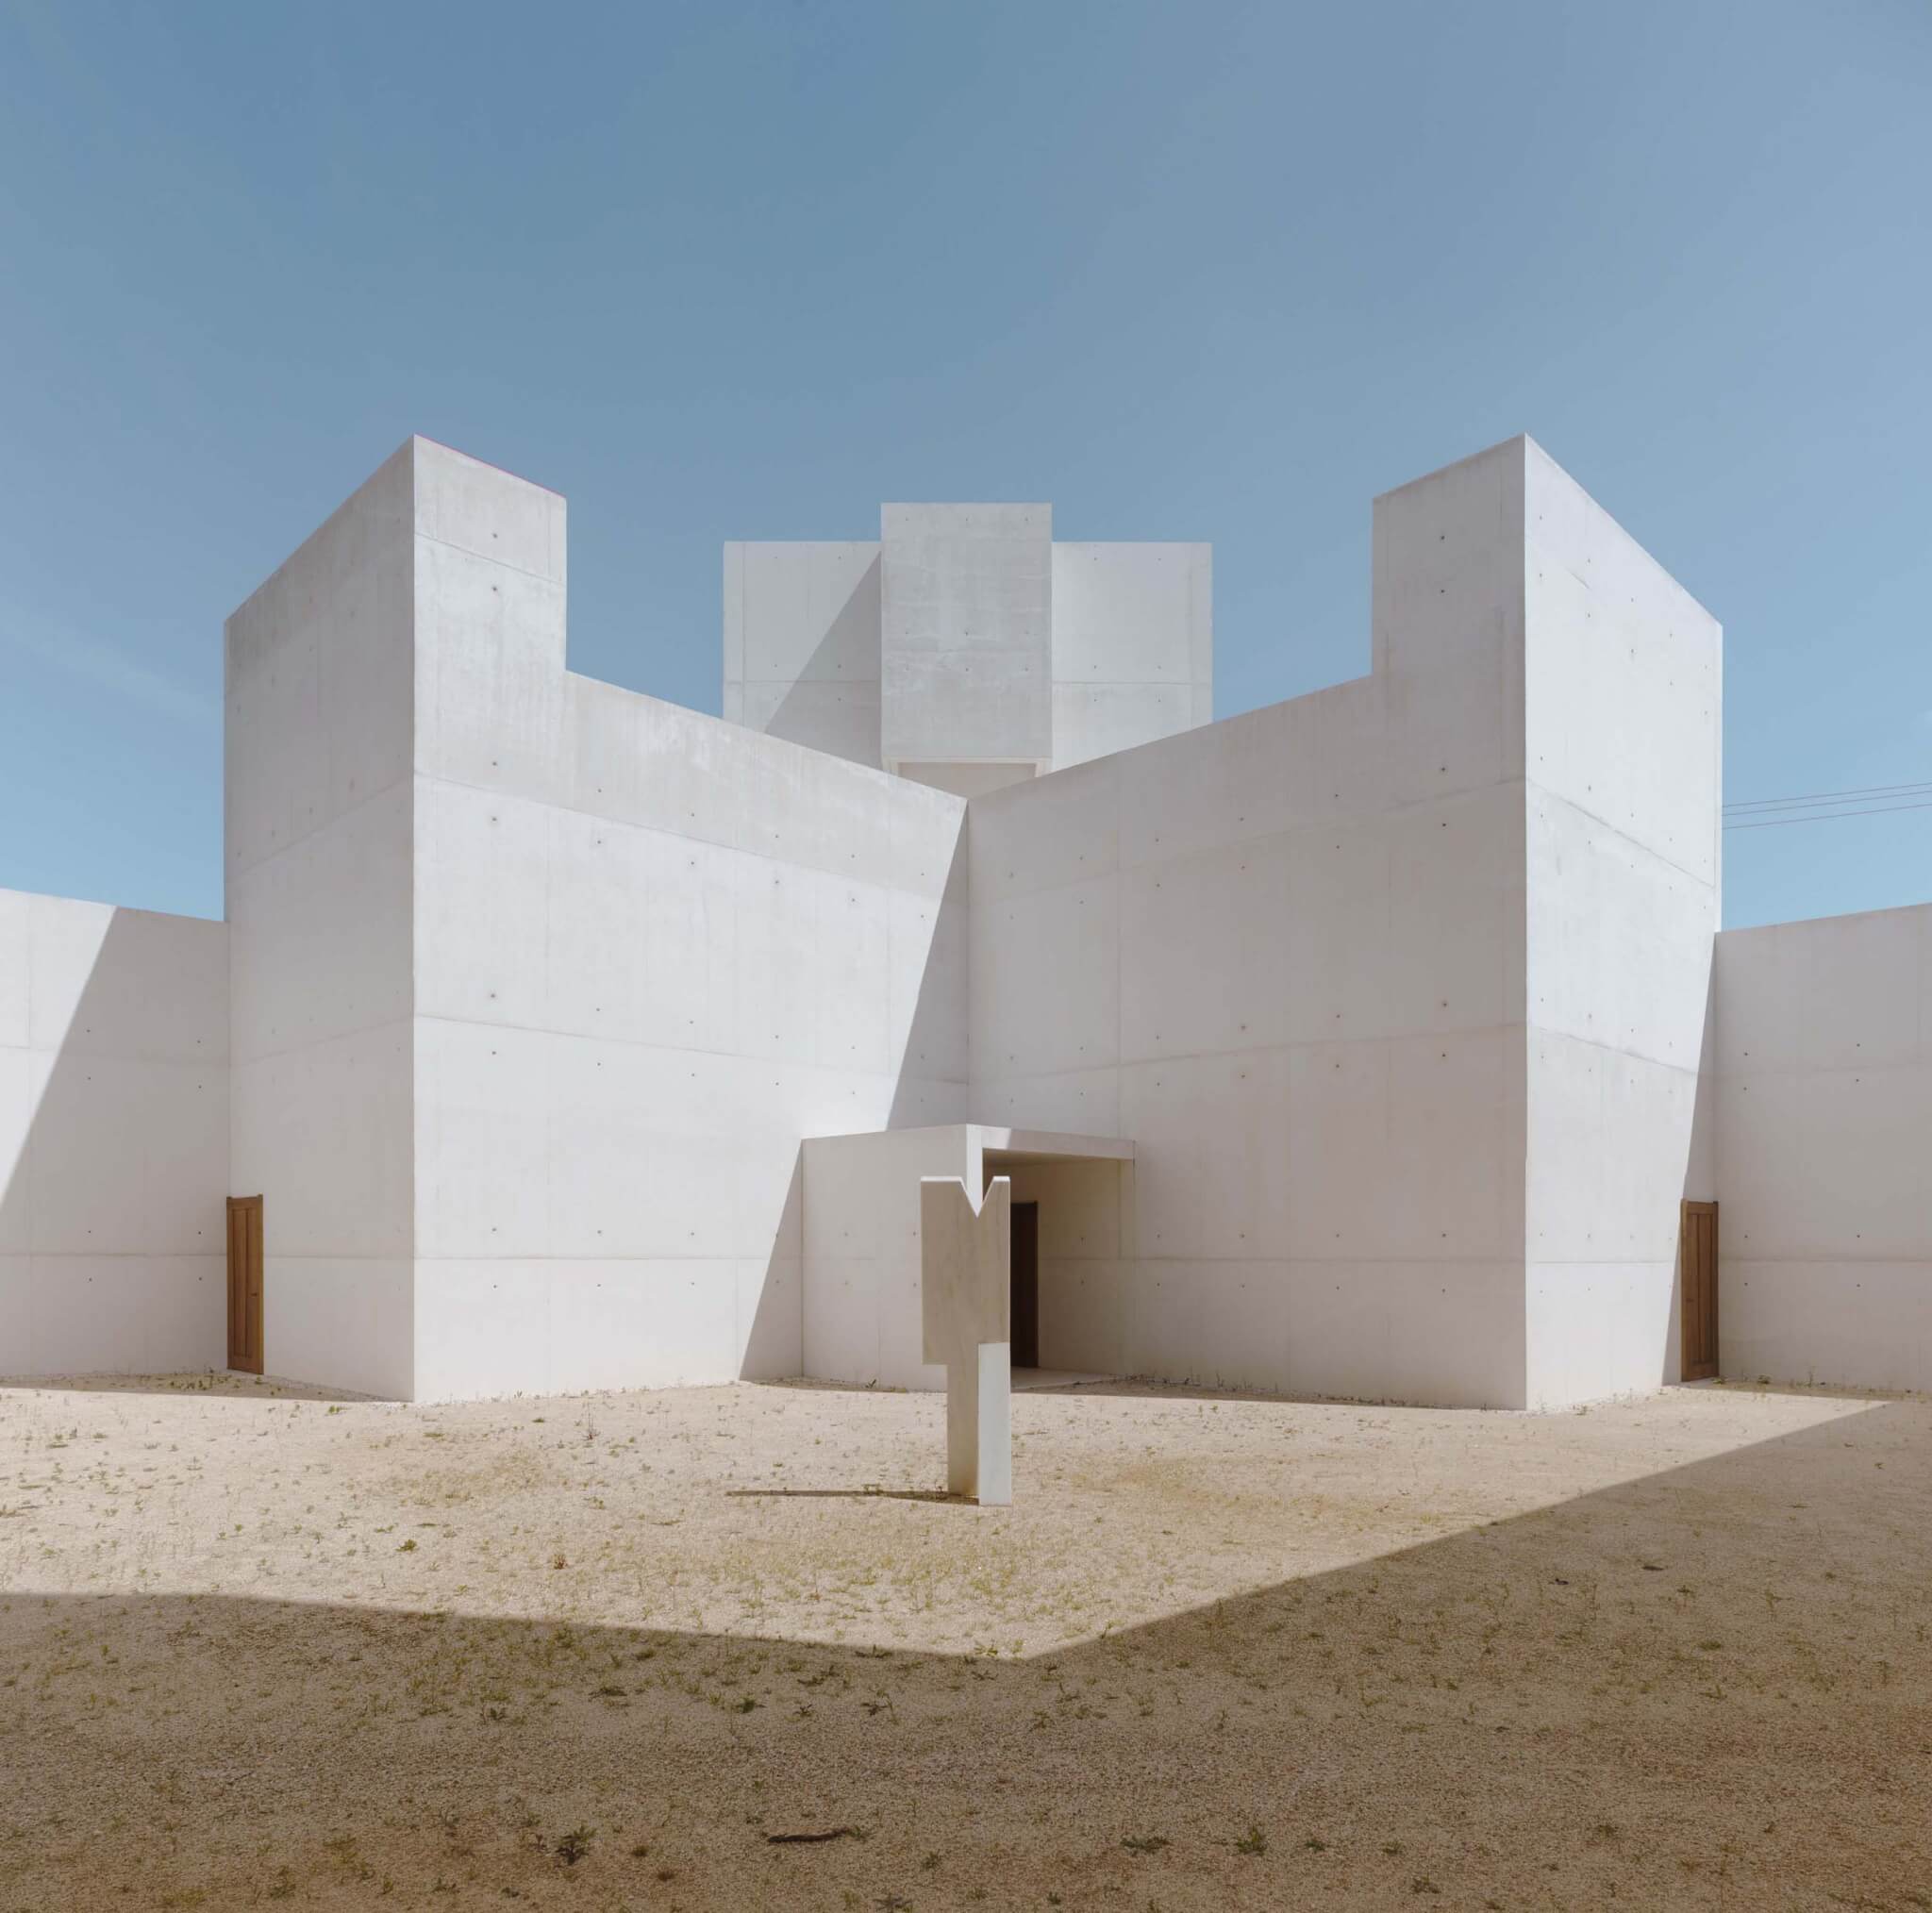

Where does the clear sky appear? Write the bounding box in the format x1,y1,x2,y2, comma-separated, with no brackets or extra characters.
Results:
1,1,1926,928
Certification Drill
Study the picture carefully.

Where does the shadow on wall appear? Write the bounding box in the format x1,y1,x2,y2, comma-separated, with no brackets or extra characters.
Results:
741,1150,804,1381
739,817,965,1377
763,556,882,760
885,823,968,1132
1669,960,1722,1386
0,904,227,1377
1,1401,1924,1905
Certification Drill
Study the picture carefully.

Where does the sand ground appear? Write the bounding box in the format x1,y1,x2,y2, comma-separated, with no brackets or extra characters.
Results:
1,1372,1927,1911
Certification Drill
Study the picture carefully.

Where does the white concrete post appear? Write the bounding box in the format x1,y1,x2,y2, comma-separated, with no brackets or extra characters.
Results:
920,1175,1012,1505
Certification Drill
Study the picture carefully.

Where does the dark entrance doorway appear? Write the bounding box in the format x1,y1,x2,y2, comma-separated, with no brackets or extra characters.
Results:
1680,1199,1718,1381
1010,1200,1039,1369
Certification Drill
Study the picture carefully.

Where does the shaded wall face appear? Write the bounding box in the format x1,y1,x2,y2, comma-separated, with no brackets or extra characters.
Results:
1521,442,1723,1406
722,541,882,769
996,1156,1127,1377
225,441,416,1399
407,443,971,1403
1716,906,1932,1392
967,440,1532,1409
0,890,227,1375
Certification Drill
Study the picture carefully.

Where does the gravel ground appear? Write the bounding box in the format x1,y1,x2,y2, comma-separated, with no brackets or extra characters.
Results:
1,1371,1926,1911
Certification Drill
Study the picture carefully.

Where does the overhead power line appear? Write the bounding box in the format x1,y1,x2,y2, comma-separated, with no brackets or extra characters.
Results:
1725,777,1932,813
1724,797,1932,831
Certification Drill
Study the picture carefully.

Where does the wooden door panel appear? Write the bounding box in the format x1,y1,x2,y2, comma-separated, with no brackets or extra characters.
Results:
227,1195,263,1375
1681,1200,1718,1381
245,1200,263,1370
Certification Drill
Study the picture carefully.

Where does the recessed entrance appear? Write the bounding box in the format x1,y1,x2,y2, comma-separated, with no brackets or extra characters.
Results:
226,1194,263,1375
1680,1199,1718,1381
1010,1200,1039,1369
800,1123,1131,1389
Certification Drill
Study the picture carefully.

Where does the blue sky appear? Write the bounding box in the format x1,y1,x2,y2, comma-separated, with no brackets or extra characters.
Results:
1,0,1926,928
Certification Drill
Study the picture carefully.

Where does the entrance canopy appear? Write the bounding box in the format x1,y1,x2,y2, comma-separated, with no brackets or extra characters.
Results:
801,1124,1133,1390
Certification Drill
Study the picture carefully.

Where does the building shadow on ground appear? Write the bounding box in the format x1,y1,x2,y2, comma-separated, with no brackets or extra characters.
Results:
2,1399,1926,1909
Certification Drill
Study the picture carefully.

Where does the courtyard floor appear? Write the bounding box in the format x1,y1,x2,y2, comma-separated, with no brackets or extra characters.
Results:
1,1372,1927,1911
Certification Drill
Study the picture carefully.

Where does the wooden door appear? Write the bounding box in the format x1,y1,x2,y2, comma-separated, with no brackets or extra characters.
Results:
226,1195,263,1374
1010,1201,1040,1370
1680,1200,1718,1381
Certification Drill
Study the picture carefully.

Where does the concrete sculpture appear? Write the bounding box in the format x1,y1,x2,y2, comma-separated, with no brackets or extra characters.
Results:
919,1174,1012,1505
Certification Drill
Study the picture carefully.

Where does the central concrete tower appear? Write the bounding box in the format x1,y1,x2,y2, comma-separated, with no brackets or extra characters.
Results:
723,504,1211,794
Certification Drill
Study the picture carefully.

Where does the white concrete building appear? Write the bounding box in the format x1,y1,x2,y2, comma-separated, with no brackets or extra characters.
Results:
2,434,1925,1405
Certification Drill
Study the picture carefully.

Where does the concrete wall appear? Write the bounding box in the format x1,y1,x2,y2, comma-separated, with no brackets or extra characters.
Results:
408,442,970,1401
722,541,881,768
0,890,227,1375
881,503,1053,777
1715,905,1931,1392
1051,542,1211,768
803,1125,974,1389
968,440,1534,1407
896,761,1039,800
226,442,417,1399
1521,441,1723,1406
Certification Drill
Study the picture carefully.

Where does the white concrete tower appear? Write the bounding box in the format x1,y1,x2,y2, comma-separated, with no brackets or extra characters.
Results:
882,503,1053,793
724,506,1211,791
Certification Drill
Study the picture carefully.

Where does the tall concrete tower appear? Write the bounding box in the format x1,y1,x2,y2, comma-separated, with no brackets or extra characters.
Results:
724,504,1211,795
